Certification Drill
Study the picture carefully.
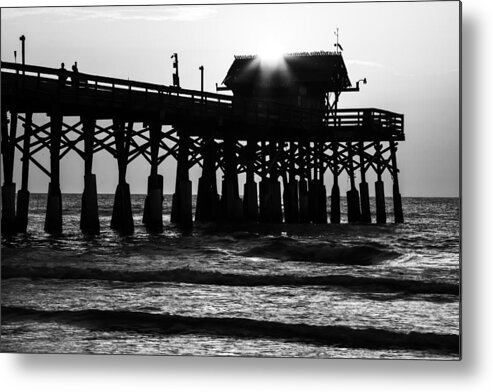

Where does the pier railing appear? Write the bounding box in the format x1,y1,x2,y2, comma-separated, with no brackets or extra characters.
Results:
1,62,404,138
0,61,232,107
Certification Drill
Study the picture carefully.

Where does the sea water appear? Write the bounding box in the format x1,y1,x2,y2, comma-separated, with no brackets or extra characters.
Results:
1,195,460,359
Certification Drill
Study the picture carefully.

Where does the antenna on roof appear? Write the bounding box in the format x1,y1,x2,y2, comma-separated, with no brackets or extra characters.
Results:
333,28,343,53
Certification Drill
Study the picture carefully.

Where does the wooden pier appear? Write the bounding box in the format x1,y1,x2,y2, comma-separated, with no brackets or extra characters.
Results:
1,51,405,235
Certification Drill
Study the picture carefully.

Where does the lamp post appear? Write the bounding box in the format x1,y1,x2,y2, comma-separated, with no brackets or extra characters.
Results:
171,53,180,88
199,65,204,96
19,35,25,66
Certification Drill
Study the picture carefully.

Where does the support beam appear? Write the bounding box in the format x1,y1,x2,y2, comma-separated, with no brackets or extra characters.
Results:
44,112,63,234
374,142,387,224
390,140,404,223
16,112,33,233
80,116,100,235
143,121,163,231
110,120,134,235
330,142,340,224
171,132,193,227
358,141,372,223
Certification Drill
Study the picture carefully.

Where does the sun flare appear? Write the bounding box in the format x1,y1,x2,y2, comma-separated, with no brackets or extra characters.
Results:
258,42,285,64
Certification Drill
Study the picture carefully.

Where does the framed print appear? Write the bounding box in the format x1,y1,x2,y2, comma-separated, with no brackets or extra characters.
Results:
1,1,460,359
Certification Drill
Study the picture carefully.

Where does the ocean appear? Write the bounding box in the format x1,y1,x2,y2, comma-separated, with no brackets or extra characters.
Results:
1,194,460,359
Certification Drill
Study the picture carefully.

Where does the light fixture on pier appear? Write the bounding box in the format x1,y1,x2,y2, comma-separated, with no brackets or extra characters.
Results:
356,78,367,90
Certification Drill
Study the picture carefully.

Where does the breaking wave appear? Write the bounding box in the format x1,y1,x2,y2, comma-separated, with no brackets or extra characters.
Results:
1,306,459,354
240,239,401,265
1,265,458,295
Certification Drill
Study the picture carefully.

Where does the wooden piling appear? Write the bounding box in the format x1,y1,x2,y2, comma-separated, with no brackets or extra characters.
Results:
390,140,404,223
143,121,163,231
1,111,17,234
171,131,193,227
374,142,387,224
346,142,361,223
110,120,134,235
80,117,100,235
220,137,243,221
259,141,282,223
44,112,63,234
330,142,341,224
298,141,310,223
242,138,259,221
358,141,371,223
15,112,32,233
283,141,299,223
196,137,220,221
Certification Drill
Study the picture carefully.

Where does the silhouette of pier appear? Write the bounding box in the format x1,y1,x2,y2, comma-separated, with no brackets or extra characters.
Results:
1,51,405,235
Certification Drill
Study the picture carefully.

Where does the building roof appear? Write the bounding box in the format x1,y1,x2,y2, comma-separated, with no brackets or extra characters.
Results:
222,51,351,91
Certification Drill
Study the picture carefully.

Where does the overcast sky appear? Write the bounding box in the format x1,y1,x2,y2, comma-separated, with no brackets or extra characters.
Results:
1,1,460,197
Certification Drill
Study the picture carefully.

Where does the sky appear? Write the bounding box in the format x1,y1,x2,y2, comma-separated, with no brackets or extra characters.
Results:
1,1,460,197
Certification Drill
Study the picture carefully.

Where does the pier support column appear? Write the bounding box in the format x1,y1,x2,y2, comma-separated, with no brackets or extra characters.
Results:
310,142,327,224
308,142,318,222
259,141,282,223
283,141,299,223
80,117,100,235
374,142,387,224
220,137,243,221
243,138,258,221
346,142,361,223
16,112,32,233
358,141,371,223
143,121,163,231
171,132,193,227
390,141,404,223
330,142,341,224
44,112,63,234
110,120,134,235
298,142,310,223
196,138,220,221
1,111,17,234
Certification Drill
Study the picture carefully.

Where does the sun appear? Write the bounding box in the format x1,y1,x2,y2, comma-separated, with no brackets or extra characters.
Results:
258,42,285,65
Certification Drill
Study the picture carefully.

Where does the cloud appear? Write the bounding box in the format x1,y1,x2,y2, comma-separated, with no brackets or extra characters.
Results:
2,6,217,22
